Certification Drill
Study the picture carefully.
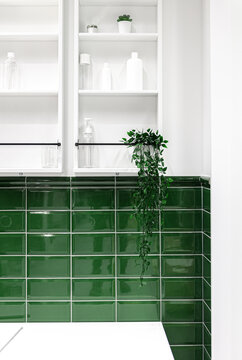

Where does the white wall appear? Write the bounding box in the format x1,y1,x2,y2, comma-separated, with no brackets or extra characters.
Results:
211,0,242,358
163,0,203,176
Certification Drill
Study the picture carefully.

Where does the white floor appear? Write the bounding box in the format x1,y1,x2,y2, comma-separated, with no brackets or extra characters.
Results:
0,322,174,360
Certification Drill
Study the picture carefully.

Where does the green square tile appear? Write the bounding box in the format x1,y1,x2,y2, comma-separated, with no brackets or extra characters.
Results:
72,211,114,232
27,189,70,210
117,301,160,321
0,256,25,277
72,302,115,322
0,302,25,322
163,210,202,231
204,303,211,332
162,233,202,254
27,211,70,232
0,234,25,254
27,279,70,300
162,256,202,277
116,189,135,209
71,177,115,187
203,234,210,260
28,302,70,322
0,279,25,300
0,211,25,232
116,176,138,187
171,346,203,360
203,211,210,236
72,256,115,277
27,257,70,278
27,177,70,187
72,189,114,210
72,279,115,300
203,188,210,212
117,211,159,232
162,278,202,299
118,278,160,300
72,234,114,255
117,256,159,277
163,323,202,345
27,234,70,255
0,177,26,188
0,189,25,210
204,326,211,356
203,257,211,285
203,280,211,308
166,188,201,209
162,301,202,322
117,234,159,255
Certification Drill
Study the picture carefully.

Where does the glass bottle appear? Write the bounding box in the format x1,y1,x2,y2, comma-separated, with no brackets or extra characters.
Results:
80,53,92,90
81,118,94,168
41,146,58,168
3,52,18,90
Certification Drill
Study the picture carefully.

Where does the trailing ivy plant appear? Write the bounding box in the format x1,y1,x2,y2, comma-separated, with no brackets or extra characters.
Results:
122,129,172,284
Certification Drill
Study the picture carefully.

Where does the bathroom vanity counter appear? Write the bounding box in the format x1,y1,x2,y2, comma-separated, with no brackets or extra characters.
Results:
0,322,174,360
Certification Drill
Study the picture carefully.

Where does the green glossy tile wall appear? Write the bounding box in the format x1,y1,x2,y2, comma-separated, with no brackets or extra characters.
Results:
0,176,211,359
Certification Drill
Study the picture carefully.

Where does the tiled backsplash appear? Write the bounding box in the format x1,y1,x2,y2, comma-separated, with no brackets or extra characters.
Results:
0,176,211,359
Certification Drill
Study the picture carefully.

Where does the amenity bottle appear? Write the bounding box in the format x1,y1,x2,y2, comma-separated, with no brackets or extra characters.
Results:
82,118,94,168
80,53,92,90
3,52,18,90
101,63,112,91
126,52,143,91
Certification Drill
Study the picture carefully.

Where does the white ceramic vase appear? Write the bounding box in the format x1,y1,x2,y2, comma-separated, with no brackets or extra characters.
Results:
118,21,132,34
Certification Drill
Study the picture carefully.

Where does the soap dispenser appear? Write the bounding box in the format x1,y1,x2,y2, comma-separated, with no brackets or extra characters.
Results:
82,118,94,168
126,52,143,91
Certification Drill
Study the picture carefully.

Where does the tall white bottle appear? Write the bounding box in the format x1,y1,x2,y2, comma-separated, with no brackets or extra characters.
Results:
101,63,112,91
82,118,94,168
4,52,18,90
126,52,143,91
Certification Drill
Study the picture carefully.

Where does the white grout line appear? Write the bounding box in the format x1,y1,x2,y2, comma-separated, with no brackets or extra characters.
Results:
0,253,205,257
0,299,204,303
204,345,211,358
25,178,28,322
114,176,118,322
70,180,72,322
201,185,204,353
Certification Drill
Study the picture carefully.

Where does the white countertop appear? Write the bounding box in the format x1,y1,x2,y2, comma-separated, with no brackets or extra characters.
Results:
0,322,174,360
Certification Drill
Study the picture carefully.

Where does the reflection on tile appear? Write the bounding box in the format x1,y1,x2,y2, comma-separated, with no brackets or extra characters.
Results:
162,233,202,254
27,189,70,210
28,279,70,300
0,280,25,300
163,210,202,231
0,234,25,255
162,256,202,277
72,234,114,255
0,212,25,232
118,278,160,300
27,211,70,232
72,279,115,300
166,188,201,209
27,234,70,255
117,301,160,321
162,300,202,322
72,189,114,210
162,278,202,299
117,234,159,254
0,189,25,210
72,256,115,277
0,302,26,322
72,212,114,232
163,323,202,345
117,256,159,277
27,257,70,278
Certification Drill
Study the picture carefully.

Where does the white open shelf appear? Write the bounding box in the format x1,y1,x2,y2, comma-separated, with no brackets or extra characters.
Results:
0,33,58,41
0,0,63,174
74,0,162,174
79,33,158,42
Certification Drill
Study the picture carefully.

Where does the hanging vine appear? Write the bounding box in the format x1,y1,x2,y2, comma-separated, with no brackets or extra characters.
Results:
122,129,172,283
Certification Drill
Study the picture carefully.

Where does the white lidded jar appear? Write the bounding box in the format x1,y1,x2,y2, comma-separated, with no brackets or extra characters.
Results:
81,118,94,168
80,53,92,90
101,63,112,91
126,52,143,91
3,52,18,90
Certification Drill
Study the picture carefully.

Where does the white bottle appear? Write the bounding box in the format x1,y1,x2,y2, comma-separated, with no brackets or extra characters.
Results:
41,146,58,168
101,63,112,91
80,53,92,90
3,52,18,90
82,118,94,168
126,52,143,91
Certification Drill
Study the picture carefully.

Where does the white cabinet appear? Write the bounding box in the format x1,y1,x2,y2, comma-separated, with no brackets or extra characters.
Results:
0,0,63,174
74,0,162,174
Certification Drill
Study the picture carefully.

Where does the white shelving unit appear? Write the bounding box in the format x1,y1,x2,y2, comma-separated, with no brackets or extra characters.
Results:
0,0,63,174
74,0,162,174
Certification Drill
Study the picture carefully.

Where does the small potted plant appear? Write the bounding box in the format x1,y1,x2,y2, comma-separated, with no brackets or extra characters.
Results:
117,14,132,34
87,25,98,33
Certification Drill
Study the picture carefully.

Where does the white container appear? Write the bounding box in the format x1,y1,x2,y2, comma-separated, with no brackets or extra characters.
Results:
3,52,18,90
126,52,143,91
118,21,132,34
41,146,58,168
87,25,98,33
101,63,112,91
81,118,94,168
80,53,92,90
